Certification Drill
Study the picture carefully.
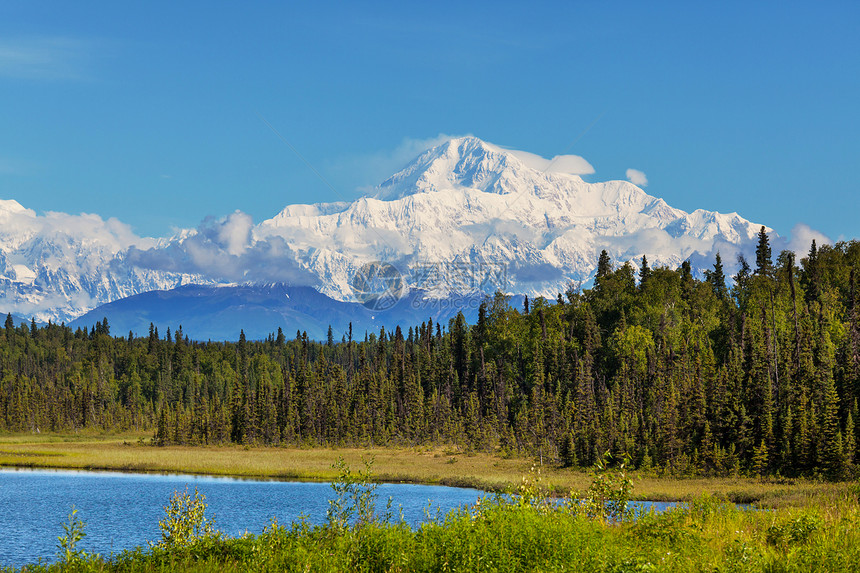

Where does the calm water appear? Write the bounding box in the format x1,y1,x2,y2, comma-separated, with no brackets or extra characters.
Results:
0,468,483,568
0,468,683,568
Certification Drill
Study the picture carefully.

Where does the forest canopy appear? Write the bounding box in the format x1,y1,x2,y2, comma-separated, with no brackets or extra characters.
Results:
2,235,859,480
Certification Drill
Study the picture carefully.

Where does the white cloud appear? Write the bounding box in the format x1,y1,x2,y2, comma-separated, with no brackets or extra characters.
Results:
382,134,464,170
598,221,833,283
485,143,594,176
626,168,648,187
781,222,831,257
217,210,254,256
506,149,595,176
548,155,595,175
127,212,319,286
598,225,769,283
0,198,153,253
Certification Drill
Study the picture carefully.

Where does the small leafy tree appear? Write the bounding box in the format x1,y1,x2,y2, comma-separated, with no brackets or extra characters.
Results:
327,457,388,530
516,464,552,512
157,487,217,548
571,451,635,523
57,506,87,565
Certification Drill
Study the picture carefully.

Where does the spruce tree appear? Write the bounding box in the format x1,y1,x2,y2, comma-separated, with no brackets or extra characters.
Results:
845,409,856,466
596,250,612,279
755,226,773,276
638,255,651,286
802,239,821,305
704,252,728,300
733,255,752,310
752,440,769,480
821,374,845,479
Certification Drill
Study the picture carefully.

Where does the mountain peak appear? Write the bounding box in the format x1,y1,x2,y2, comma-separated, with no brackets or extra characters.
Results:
1,138,770,324
372,136,597,201
0,199,33,216
373,136,512,201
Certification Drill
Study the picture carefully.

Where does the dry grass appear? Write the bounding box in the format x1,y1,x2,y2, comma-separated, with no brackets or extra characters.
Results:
0,432,850,508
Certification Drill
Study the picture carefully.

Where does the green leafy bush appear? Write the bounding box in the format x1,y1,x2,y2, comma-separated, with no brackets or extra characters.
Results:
56,507,87,565
326,456,394,530
156,487,218,548
569,451,635,523
765,513,823,547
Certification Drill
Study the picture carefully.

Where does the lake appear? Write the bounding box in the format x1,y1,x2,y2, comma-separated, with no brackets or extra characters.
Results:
0,468,682,568
0,468,484,568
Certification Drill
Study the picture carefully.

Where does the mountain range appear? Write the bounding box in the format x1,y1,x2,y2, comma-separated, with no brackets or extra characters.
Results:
68,284,505,342
1,136,767,338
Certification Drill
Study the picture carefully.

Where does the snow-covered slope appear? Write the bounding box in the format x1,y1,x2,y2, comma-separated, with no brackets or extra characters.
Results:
1,136,766,323
0,200,204,322
256,136,764,301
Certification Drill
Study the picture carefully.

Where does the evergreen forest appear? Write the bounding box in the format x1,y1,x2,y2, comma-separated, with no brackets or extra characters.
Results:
2,231,860,480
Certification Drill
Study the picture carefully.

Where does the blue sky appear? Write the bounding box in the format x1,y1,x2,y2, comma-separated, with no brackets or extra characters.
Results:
1,1,858,242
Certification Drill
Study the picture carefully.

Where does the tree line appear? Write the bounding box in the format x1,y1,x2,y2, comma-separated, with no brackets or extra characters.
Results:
1,230,859,479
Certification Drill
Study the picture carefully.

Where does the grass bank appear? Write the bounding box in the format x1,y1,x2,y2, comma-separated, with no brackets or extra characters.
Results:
7,489,860,572
0,431,851,508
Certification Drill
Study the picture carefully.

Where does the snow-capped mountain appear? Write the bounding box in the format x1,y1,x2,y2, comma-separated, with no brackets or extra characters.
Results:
0,200,204,323
255,136,764,301
1,136,766,324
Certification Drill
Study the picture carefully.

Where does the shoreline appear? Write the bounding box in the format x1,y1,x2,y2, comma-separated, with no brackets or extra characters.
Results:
0,434,851,508
0,463,496,493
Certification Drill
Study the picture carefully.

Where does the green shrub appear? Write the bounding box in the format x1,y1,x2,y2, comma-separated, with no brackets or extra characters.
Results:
569,450,635,523
326,456,394,530
765,513,823,547
56,507,88,566
156,486,219,549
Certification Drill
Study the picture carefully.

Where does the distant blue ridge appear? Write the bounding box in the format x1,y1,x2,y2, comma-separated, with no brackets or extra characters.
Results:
69,283,525,342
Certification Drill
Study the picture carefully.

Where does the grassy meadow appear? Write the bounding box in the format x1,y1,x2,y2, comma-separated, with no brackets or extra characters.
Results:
0,431,853,509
